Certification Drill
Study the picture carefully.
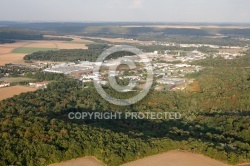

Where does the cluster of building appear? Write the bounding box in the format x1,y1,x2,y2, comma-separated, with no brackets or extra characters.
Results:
42,52,202,91
0,82,10,88
29,82,49,89
155,77,192,91
175,50,207,62
214,52,244,59
43,61,97,75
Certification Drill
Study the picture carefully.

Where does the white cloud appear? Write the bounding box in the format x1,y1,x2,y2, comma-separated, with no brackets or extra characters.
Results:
129,0,143,9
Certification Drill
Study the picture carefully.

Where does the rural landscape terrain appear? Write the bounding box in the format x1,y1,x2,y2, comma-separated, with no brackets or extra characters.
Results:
0,0,250,166
0,21,249,166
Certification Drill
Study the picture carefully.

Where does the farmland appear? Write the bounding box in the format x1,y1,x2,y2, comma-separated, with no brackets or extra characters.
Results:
0,85,37,101
12,47,58,54
121,150,228,166
49,156,104,166
0,39,89,66
0,53,27,66
47,150,229,166
0,77,35,83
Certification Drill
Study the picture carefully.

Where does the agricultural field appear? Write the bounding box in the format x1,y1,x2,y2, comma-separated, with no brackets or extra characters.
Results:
12,47,58,54
0,38,90,66
47,150,229,166
22,41,58,48
122,150,228,166
0,77,35,83
0,53,27,66
0,85,37,101
49,156,104,166
55,42,88,49
85,36,141,43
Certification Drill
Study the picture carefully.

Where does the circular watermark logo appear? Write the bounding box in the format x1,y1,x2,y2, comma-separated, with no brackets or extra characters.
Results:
93,45,153,106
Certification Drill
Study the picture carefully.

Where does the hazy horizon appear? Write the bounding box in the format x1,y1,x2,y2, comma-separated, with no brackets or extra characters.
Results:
1,0,250,23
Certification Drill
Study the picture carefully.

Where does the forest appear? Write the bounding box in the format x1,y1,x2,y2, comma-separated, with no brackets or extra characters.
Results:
23,44,135,62
0,28,43,42
0,53,250,165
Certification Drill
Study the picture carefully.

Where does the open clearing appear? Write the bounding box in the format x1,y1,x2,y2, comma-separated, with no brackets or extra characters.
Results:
55,42,88,49
12,47,58,54
0,77,35,83
85,36,140,43
23,41,58,48
0,85,37,101
0,53,27,66
44,35,94,43
121,150,228,166
48,151,229,166
49,156,104,166
0,47,15,54
0,39,89,66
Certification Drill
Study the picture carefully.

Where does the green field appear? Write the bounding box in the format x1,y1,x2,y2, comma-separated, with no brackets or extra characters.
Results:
12,47,58,54
0,77,35,83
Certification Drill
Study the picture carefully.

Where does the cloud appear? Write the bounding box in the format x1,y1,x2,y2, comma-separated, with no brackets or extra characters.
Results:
129,0,143,9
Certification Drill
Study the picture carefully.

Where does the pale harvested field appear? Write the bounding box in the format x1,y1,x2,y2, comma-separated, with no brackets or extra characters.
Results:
0,41,31,48
49,156,104,166
20,40,88,49
44,35,93,43
0,41,31,54
55,42,88,49
0,39,89,66
0,85,37,101
0,53,27,66
87,37,140,43
122,150,228,166
0,77,35,83
70,36,94,43
0,41,34,66
23,41,57,48
0,47,14,54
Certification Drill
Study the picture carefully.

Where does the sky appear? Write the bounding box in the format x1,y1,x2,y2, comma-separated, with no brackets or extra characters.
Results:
0,0,249,23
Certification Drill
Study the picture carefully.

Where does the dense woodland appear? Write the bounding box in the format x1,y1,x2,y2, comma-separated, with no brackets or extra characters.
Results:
23,44,135,62
0,39,15,44
0,53,250,165
23,44,107,62
0,28,43,42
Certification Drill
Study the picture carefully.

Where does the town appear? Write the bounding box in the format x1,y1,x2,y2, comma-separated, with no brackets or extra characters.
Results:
0,42,247,93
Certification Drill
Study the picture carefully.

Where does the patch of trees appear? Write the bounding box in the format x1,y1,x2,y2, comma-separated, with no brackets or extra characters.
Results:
25,72,66,82
0,39,15,44
220,28,250,37
23,44,135,62
24,44,107,62
0,28,43,40
197,46,218,53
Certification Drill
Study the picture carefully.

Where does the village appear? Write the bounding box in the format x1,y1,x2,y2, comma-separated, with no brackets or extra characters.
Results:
0,43,247,93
